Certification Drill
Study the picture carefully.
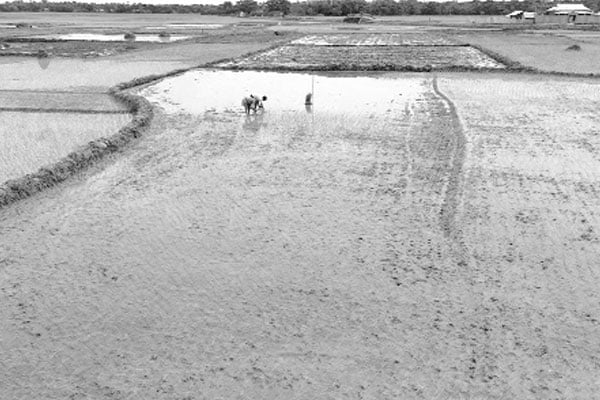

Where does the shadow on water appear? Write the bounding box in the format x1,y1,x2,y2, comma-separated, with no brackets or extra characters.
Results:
36,54,51,70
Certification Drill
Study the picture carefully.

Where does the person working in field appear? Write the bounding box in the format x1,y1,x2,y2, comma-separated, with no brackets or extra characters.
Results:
242,94,267,114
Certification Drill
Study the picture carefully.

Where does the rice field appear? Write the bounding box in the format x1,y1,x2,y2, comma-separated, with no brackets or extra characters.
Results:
2,14,600,400
0,91,126,112
218,42,505,70
459,31,600,74
33,33,191,42
290,33,457,46
0,111,130,182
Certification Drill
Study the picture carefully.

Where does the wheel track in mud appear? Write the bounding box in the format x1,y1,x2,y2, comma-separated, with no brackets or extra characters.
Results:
432,75,468,258
431,76,503,388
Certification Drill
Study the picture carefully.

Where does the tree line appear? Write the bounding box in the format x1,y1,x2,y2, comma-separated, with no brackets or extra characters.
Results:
1,0,598,16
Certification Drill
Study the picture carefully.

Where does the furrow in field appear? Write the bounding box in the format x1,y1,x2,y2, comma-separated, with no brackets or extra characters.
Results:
431,75,467,254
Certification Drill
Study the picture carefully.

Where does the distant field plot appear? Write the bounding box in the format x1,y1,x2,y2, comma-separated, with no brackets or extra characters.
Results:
0,91,126,112
0,12,240,30
32,33,190,42
291,33,456,46
218,44,505,70
459,31,600,74
0,111,130,183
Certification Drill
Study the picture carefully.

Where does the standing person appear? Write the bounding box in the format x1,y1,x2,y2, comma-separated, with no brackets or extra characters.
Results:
241,95,267,114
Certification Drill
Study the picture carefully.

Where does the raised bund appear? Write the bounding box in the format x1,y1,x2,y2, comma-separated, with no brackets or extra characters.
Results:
0,82,155,208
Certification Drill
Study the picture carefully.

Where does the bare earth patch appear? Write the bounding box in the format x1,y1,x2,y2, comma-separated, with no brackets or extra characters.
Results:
458,31,600,74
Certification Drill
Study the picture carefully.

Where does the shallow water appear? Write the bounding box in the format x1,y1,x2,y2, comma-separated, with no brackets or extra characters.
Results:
0,91,125,112
35,33,190,42
0,56,191,91
0,111,130,182
141,69,425,116
167,23,224,29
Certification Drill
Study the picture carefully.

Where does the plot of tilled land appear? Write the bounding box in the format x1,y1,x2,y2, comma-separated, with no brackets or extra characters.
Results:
290,33,457,46
0,89,130,183
2,70,600,398
217,33,505,71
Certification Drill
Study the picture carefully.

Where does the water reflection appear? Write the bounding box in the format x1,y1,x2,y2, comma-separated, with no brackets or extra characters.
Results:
36,51,51,70
34,33,189,42
141,70,425,116
242,113,266,133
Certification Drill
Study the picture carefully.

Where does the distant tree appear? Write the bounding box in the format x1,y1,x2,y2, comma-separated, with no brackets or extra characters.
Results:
265,0,291,15
369,0,399,16
397,0,420,15
340,0,367,15
219,1,235,14
236,0,258,14
420,2,440,15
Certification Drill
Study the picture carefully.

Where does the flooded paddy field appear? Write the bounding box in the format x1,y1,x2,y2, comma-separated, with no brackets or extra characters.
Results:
0,111,129,182
2,67,600,398
0,90,126,112
32,33,191,42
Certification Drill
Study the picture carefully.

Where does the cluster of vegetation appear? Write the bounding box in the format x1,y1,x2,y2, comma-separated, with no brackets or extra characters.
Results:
1,0,598,16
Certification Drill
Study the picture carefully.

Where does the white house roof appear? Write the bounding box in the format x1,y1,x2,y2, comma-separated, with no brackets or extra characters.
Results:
545,3,592,14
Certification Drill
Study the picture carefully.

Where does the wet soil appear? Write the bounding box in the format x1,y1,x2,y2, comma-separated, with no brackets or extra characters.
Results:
1,71,599,399
218,35,504,71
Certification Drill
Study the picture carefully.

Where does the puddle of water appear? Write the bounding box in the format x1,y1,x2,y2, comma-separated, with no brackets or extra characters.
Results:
145,24,224,30
34,33,190,42
141,70,425,116
167,24,224,29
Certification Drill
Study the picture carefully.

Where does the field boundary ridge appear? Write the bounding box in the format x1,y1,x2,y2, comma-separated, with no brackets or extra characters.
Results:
0,80,154,209
0,43,285,209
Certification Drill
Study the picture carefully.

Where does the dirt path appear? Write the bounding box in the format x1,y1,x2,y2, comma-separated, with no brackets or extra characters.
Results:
1,71,600,399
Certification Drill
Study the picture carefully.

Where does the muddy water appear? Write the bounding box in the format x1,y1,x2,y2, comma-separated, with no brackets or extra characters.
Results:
0,57,191,91
36,33,190,42
141,70,424,115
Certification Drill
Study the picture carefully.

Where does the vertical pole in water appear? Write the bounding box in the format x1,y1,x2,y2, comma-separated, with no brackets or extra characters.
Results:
311,75,315,102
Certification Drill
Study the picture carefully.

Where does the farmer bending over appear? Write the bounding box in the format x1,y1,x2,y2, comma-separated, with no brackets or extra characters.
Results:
242,94,267,114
